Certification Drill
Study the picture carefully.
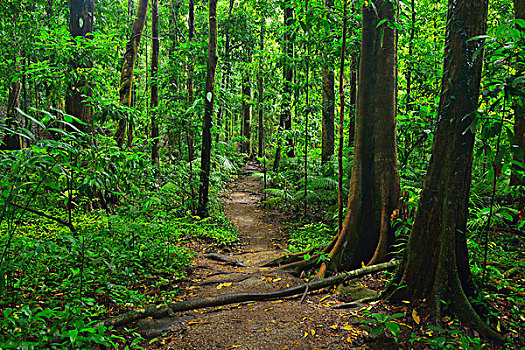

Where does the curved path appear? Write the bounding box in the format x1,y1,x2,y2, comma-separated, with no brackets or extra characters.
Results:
144,161,369,349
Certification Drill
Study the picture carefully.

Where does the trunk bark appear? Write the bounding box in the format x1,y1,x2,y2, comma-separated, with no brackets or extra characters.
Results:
321,0,335,164
257,24,265,158
114,0,148,148
273,1,294,170
240,56,252,155
325,0,399,272
187,0,195,163
510,0,525,220
347,56,357,148
197,0,218,218
405,0,415,111
385,0,502,342
65,0,94,135
2,78,22,150
338,1,348,235
151,0,160,166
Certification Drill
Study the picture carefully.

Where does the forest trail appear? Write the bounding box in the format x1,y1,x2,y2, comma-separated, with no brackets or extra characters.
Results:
142,161,380,350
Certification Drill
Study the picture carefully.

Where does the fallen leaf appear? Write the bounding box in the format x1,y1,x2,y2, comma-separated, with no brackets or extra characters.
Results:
342,323,353,331
412,309,420,325
319,295,331,302
217,282,232,290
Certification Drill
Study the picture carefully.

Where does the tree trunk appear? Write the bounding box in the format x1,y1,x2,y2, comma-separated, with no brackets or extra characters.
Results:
338,1,348,235
324,0,399,272
257,24,265,158
264,0,399,276
240,55,252,155
216,0,235,142
65,0,94,135
187,0,195,163
511,0,525,220
347,56,357,149
385,0,503,342
2,78,22,150
150,0,160,166
197,0,218,218
114,0,148,148
273,1,294,170
321,0,335,164
405,0,415,111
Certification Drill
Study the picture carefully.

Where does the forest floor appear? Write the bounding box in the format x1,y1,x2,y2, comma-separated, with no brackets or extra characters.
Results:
135,161,390,349
127,161,523,350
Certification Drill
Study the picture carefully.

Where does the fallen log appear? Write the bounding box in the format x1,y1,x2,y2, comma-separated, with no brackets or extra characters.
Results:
98,260,398,328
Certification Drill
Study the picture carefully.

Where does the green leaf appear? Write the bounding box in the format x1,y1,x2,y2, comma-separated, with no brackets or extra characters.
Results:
206,92,213,102
376,19,388,28
371,326,383,338
467,35,491,42
385,321,400,336
69,328,79,344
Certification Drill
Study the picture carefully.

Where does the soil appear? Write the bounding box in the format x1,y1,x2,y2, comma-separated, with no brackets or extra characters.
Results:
137,161,380,349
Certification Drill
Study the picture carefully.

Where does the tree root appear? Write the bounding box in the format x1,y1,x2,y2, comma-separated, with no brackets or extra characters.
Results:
333,295,381,309
259,238,337,269
192,272,260,286
204,253,247,267
98,261,398,328
449,272,506,344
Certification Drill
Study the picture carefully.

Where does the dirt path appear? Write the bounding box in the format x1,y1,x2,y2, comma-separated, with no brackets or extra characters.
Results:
144,161,375,349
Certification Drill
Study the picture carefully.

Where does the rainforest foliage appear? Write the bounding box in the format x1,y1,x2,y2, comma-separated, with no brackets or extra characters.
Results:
0,0,524,348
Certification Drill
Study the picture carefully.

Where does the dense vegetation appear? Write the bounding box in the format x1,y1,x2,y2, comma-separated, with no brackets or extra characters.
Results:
0,0,523,348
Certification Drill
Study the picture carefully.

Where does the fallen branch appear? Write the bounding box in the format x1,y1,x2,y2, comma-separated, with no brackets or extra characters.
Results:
98,260,398,328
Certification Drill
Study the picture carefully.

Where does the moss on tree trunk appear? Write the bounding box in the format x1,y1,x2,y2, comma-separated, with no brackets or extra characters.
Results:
114,0,148,148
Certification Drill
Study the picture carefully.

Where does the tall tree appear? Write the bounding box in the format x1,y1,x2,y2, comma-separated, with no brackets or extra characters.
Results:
219,0,235,140
197,0,218,217
337,0,348,235
325,0,399,271
150,0,160,166
187,0,195,163
511,0,525,219
114,0,148,148
65,0,94,135
2,10,22,150
385,0,503,342
265,0,399,275
321,0,335,164
405,0,416,111
240,54,252,155
257,23,265,158
273,0,294,170
2,72,21,150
